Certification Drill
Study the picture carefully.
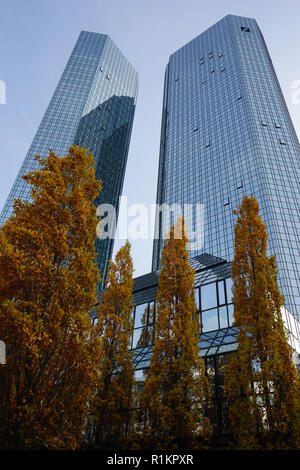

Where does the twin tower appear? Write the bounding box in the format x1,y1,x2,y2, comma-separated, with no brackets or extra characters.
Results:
1,15,300,324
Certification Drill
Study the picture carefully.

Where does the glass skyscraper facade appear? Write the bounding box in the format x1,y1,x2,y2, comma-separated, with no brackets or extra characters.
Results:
152,15,300,320
0,31,138,285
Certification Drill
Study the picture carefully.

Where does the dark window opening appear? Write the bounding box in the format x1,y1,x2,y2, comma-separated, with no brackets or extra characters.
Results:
241,26,250,32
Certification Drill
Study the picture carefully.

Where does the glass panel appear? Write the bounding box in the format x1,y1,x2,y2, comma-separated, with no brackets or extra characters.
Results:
134,303,148,328
132,327,149,348
217,281,225,305
148,302,155,324
219,306,228,329
132,329,140,348
199,340,212,348
202,308,218,332
225,278,234,303
201,283,217,310
194,288,200,310
135,369,147,380
222,334,236,344
147,324,155,345
228,304,234,325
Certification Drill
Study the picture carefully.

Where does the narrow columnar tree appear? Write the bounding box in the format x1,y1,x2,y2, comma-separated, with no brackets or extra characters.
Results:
138,217,210,450
90,240,135,449
224,195,300,449
0,146,103,449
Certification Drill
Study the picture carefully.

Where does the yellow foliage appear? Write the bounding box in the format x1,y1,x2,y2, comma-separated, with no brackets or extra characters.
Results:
0,146,102,449
224,195,300,449
138,218,210,450
89,241,135,449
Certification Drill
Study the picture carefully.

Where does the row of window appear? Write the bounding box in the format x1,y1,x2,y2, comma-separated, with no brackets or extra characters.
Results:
130,303,235,350
129,278,235,349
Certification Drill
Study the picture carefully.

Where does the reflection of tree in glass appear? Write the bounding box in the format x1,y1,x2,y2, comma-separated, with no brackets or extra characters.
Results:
148,303,155,323
136,303,156,348
136,305,149,348
147,303,155,345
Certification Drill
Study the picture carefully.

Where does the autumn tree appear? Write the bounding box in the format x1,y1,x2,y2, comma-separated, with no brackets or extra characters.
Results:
0,145,103,449
224,195,300,450
89,240,136,450
138,217,210,450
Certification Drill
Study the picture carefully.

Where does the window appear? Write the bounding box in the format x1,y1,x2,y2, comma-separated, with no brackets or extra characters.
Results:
279,139,286,145
175,76,179,81
261,121,267,126
240,26,250,32
224,198,229,206
195,288,200,310
237,181,243,189
201,283,217,310
219,306,228,328
132,328,150,348
217,281,226,305
132,302,155,349
134,303,148,328
228,304,234,325
193,126,198,132
202,308,218,332
148,302,155,324
275,123,281,128
237,96,242,101
225,278,234,303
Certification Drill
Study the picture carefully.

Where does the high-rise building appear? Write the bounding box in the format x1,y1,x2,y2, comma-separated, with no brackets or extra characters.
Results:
0,31,138,285
152,14,300,320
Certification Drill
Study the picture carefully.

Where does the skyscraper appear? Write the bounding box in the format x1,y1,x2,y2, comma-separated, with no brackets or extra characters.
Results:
0,31,138,285
152,15,300,320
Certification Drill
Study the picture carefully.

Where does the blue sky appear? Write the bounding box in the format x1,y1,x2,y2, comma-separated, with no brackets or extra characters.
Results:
0,0,299,277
